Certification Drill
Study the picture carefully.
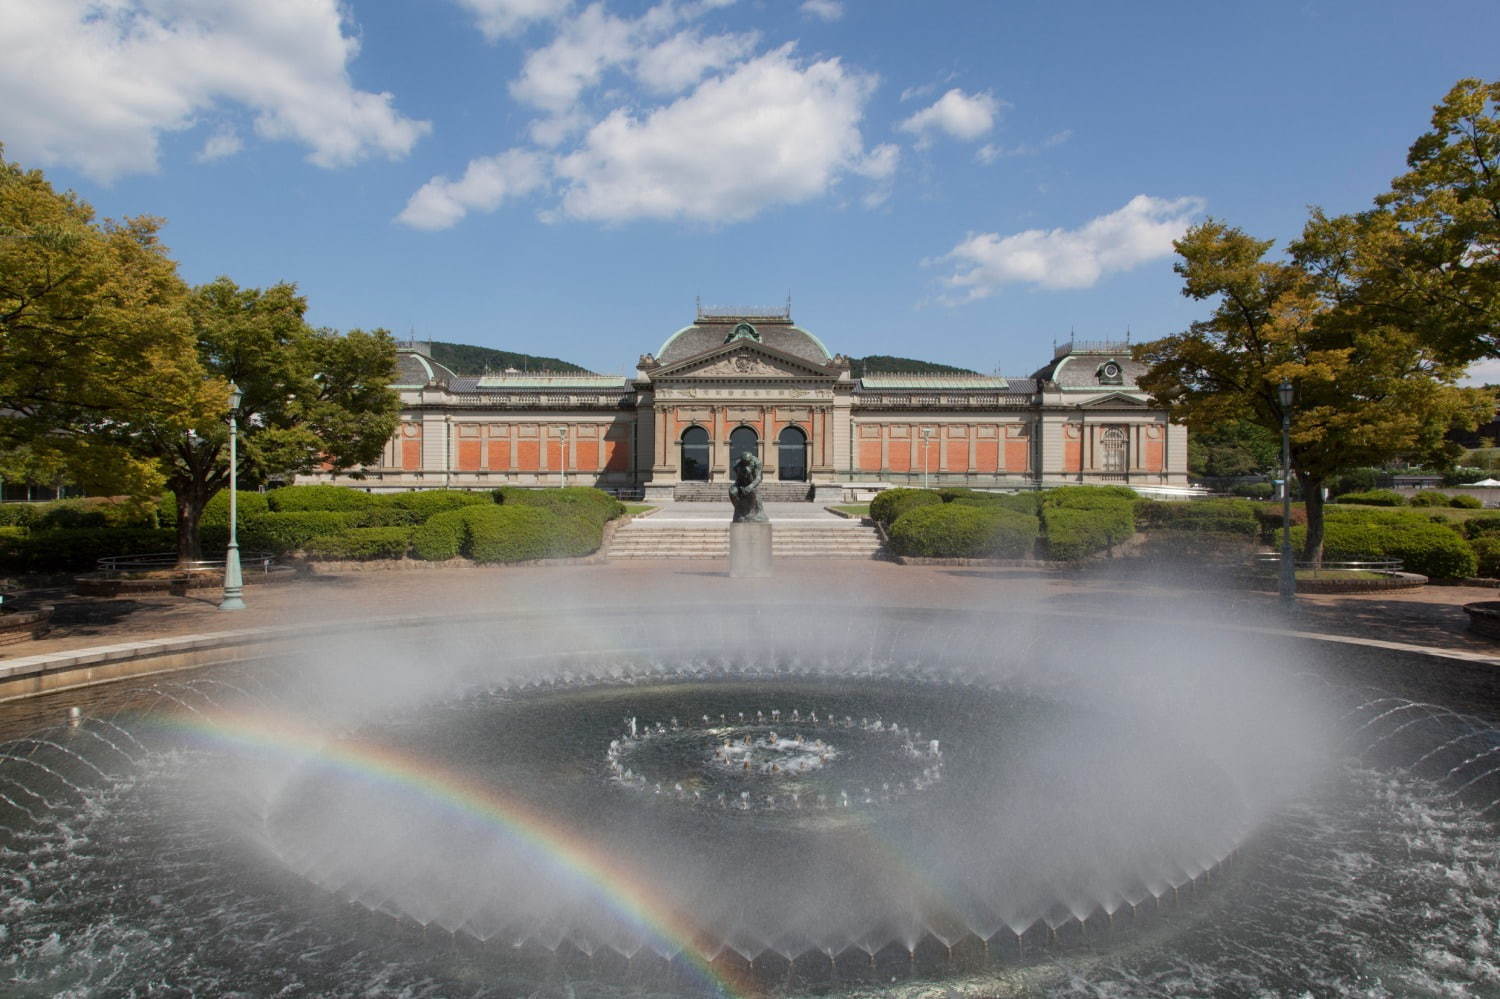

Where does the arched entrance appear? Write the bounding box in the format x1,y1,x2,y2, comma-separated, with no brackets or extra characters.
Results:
1100,426,1128,473
777,425,807,481
729,426,759,465
680,426,710,480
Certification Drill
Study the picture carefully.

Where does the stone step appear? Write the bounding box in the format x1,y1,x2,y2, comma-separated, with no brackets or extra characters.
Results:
607,522,883,559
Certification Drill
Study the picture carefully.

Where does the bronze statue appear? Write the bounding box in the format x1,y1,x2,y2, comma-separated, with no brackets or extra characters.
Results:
729,452,768,523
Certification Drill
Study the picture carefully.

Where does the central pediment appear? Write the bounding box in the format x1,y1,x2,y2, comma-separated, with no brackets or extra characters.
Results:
651,340,836,381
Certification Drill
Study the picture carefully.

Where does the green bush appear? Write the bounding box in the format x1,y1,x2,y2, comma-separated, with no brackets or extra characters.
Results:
869,488,942,527
1463,516,1500,539
0,504,40,527
467,504,600,562
494,486,623,526
1229,481,1274,499
265,484,378,512
1470,536,1500,577
1042,485,1139,509
1328,468,1381,498
351,506,424,527
1134,498,1257,537
303,527,413,561
1449,494,1483,509
239,511,361,553
1042,505,1135,561
0,527,178,573
1291,519,1477,579
887,504,1039,558
1336,489,1406,507
0,526,26,539
377,489,494,521
1407,491,1452,507
201,490,271,526
29,497,162,530
411,508,467,560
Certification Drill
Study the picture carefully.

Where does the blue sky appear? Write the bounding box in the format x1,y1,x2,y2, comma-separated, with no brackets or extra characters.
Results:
3,0,1496,378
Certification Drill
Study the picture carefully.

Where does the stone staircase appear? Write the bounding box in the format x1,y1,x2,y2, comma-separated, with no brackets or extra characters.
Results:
672,482,815,502
607,521,884,560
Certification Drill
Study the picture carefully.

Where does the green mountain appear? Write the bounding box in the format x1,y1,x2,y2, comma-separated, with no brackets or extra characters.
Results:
427,341,589,375
850,355,978,378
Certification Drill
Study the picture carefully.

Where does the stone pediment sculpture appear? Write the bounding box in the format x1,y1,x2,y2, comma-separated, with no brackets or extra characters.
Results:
655,342,836,381
1078,392,1150,408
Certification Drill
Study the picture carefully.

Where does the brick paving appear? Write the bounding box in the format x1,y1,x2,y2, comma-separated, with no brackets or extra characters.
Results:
3,559,1498,663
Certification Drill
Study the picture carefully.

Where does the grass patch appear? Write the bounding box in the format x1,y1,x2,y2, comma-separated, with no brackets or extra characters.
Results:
623,504,657,516
832,504,870,517
1295,568,1388,581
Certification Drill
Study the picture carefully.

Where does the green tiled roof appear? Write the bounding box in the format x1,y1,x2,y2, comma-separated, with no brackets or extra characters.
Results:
858,374,1010,390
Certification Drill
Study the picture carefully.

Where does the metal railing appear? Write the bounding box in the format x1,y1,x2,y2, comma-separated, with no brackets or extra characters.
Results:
96,552,279,576
1250,554,1403,572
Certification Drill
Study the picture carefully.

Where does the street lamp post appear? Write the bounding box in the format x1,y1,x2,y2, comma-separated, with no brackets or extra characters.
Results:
921,426,934,490
1279,379,1296,605
556,426,569,488
219,383,245,611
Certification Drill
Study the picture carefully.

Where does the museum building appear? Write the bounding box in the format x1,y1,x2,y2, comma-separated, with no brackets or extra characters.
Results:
310,305,1188,498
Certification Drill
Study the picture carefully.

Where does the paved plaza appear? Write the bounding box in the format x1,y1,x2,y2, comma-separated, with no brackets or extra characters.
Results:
4,556,1499,666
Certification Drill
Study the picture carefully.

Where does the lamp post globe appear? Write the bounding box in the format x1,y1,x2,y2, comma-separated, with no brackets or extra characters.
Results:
219,383,246,612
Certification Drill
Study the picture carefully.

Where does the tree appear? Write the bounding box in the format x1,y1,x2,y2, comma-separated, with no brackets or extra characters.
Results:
1187,419,1279,479
124,278,401,562
1137,220,1491,561
0,144,210,490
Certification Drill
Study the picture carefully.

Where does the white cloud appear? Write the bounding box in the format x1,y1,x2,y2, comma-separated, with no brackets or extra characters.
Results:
0,0,429,181
452,0,574,40
976,129,1072,164
397,150,549,230
936,195,1205,300
634,28,758,95
555,45,880,223
800,0,843,21
510,3,636,113
196,126,243,163
899,88,1003,146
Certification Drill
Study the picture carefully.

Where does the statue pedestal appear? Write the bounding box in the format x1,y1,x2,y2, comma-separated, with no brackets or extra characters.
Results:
729,522,773,578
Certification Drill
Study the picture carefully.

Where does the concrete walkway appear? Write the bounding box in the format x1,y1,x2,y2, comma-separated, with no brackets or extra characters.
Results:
3,559,1498,666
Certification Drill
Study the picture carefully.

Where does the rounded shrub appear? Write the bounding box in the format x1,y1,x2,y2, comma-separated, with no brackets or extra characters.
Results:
1463,515,1500,539
1042,485,1139,509
466,504,599,562
1470,536,1500,577
1449,494,1483,509
411,508,467,560
1135,498,1257,536
0,504,40,528
869,488,941,528
1041,505,1135,561
201,490,271,526
239,511,361,554
495,486,623,526
1335,489,1406,507
1407,491,1452,507
379,489,494,521
1292,520,1477,579
265,484,377,512
888,504,1039,558
303,527,413,561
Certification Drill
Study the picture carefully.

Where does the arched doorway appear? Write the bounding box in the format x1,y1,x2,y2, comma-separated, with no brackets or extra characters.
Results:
1100,426,1128,473
777,426,807,481
681,426,710,480
729,426,758,465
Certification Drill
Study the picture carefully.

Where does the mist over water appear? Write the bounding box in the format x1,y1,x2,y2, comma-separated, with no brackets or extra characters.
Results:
1,581,1497,996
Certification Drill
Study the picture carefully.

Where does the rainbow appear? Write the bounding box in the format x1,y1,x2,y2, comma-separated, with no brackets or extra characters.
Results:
143,710,748,998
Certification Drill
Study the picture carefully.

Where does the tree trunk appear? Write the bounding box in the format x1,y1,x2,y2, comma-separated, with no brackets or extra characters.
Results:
1298,471,1325,566
174,486,208,566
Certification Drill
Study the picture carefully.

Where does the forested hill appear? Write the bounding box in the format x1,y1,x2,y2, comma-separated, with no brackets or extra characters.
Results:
427,341,589,374
850,355,979,378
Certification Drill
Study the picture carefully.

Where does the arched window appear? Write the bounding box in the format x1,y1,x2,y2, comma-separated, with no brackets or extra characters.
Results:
729,426,759,464
680,426,710,481
777,425,808,481
1100,426,1128,473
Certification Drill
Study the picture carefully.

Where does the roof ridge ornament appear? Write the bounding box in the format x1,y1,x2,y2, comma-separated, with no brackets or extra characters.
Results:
725,322,761,344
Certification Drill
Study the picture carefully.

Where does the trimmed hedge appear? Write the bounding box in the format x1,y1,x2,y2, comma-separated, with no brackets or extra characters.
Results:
265,484,378,512
494,486,623,527
411,509,467,560
1407,491,1452,507
1291,519,1476,580
870,488,942,527
1042,505,1135,561
1471,536,1500,577
0,527,178,573
1042,485,1139,509
887,504,1039,558
1134,498,1258,537
412,503,603,562
379,489,493,520
239,511,361,553
1450,494,1484,509
1336,490,1406,507
201,490,271,526
303,527,413,561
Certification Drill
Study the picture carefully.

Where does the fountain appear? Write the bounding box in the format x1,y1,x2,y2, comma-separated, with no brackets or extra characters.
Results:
1,604,1497,996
